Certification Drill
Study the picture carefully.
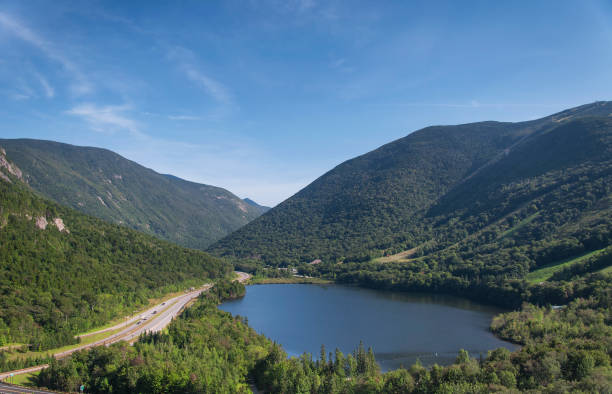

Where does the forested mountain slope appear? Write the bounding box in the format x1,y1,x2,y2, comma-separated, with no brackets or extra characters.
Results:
0,150,231,350
210,102,612,277
0,139,264,249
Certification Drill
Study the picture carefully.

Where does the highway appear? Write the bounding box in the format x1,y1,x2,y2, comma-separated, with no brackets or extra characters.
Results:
234,271,251,283
0,272,251,391
0,381,63,393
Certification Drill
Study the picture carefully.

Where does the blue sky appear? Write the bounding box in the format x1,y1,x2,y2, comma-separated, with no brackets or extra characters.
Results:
0,1,611,206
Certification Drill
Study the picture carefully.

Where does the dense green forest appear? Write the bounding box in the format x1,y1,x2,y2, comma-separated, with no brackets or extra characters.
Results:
300,116,612,309
36,280,268,393
210,102,612,270
0,155,231,350
0,139,264,249
211,104,612,310
37,274,612,393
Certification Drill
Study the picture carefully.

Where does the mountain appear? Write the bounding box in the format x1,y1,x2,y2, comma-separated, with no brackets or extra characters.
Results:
0,139,264,249
243,198,271,214
209,102,612,287
0,150,230,350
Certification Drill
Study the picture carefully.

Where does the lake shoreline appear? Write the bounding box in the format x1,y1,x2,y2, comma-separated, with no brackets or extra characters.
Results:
248,276,334,285
220,283,519,371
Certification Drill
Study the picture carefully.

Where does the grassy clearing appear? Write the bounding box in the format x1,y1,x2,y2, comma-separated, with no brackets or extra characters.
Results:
0,343,25,351
373,247,418,263
77,316,132,337
598,265,612,274
501,212,540,238
10,370,39,386
250,276,333,285
8,327,123,362
526,248,607,283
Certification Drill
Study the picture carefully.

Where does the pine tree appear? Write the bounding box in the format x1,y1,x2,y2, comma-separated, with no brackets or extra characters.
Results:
366,346,379,375
319,344,327,372
356,340,366,374
334,348,345,377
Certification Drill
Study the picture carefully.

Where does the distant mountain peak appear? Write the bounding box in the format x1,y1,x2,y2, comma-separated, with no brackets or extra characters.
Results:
243,198,271,214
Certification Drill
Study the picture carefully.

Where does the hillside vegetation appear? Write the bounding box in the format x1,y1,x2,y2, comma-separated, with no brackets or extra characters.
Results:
0,151,231,351
0,139,264,249
210,102,612,305
38,273,612,393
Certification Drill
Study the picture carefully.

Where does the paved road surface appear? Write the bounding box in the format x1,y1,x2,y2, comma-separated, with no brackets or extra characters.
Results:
234,271,252,283
0,272,251,385
0,381,61,393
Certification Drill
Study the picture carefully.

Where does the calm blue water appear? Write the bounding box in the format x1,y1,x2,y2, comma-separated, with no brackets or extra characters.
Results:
219,284,518,371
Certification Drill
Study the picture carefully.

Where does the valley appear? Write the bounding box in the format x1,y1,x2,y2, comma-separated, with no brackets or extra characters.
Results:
1,102,611,393
1,1,611,391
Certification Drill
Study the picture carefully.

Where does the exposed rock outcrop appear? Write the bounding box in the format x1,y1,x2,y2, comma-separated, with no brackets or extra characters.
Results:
0,147,23,180
34,216,69,232
97,196,107,207
53,218,69,233
36,216,48,230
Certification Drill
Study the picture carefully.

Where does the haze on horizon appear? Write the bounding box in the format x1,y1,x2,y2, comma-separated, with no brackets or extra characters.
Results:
0,0,611,206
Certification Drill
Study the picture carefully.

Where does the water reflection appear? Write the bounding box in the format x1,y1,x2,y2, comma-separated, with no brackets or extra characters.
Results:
220,284,518,371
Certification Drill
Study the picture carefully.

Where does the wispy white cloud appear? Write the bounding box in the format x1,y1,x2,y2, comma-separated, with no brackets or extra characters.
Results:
9,77,36,101
182,65,232,105
330,57,354,73
331,58,346,68
260,0,327,16
66,103,144,137
166,46,235,116
168,115,201,120
292,0,316,13
0,12,92,95
7,71,54,100
33,71,55,98
11,92,31,101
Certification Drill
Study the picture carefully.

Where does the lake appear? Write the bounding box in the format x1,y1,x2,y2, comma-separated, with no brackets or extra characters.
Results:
219,284,519,371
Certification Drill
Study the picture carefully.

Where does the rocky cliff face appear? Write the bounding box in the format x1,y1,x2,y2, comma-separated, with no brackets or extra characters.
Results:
0,146,22,182
0,139,266,249
1,147,68,233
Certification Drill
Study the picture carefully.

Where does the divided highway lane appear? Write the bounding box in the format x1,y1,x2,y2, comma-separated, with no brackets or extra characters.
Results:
0,285,210,381
0,272,251,384
0,381,61,393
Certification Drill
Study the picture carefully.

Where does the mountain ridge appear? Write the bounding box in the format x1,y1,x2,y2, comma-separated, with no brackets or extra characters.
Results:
0,138,264,249
209,102,612,275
